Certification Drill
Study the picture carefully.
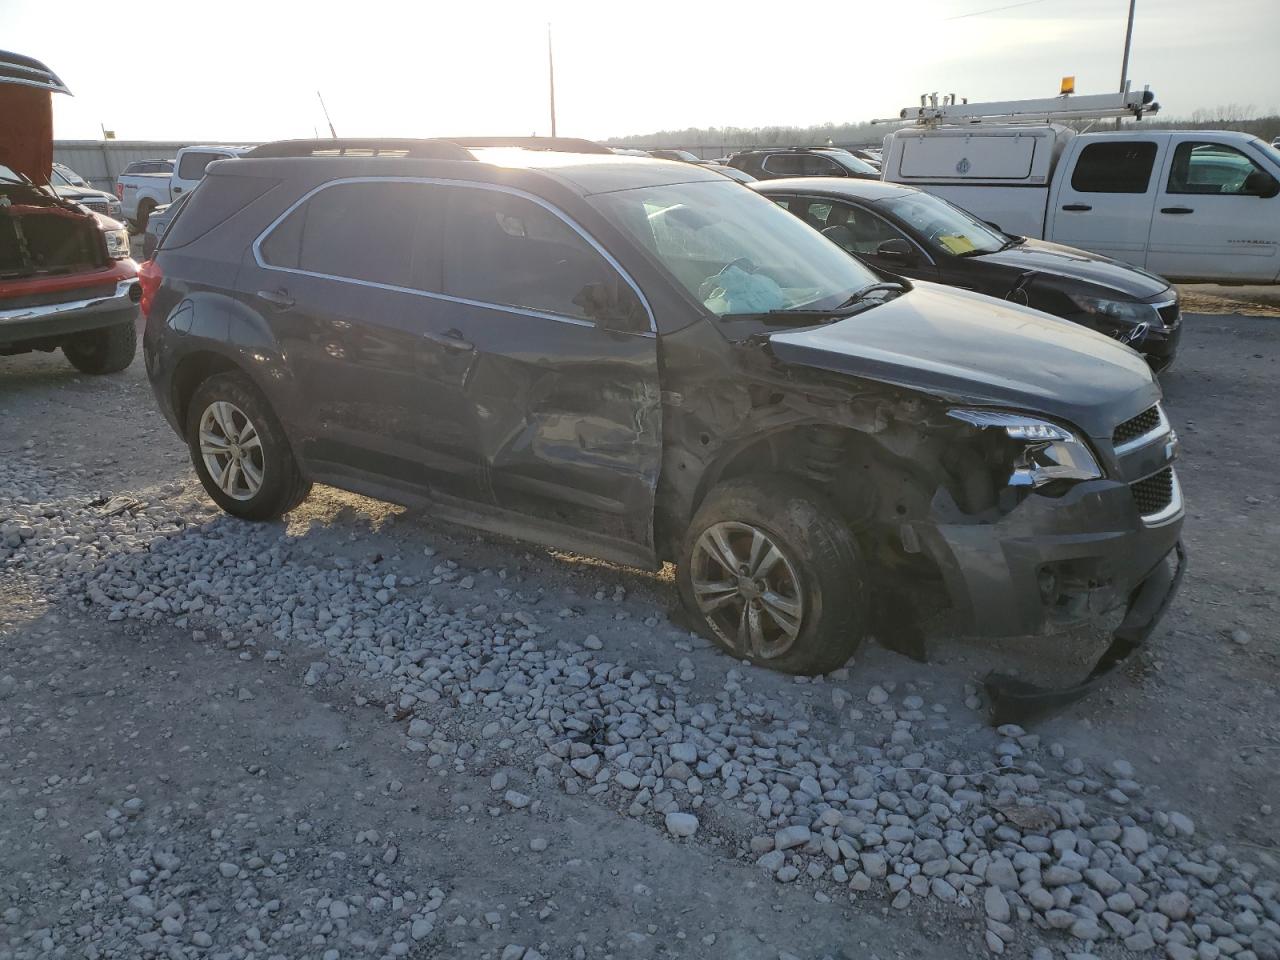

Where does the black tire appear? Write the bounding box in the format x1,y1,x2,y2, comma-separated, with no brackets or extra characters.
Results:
185,371,311,520
62,320,137,374
677,474,867,676
134,199,155,234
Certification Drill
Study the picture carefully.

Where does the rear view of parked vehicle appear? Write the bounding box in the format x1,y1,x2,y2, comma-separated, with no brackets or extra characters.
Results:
0,50,139,375
142,139,1183,717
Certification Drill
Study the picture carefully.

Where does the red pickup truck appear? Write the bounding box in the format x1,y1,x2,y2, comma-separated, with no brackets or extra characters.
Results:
0,50,140,374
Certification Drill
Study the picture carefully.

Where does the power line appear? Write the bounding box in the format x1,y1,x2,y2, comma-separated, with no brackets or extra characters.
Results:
945,0,1053,21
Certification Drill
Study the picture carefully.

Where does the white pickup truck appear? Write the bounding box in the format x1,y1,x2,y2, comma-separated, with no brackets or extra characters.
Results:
116,144,252,231
881,103,1280,283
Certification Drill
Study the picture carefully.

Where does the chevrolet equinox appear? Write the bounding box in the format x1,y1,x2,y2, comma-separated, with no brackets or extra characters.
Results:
141,138,1185,716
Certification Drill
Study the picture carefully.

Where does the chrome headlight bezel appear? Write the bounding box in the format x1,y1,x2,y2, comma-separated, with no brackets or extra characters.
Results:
948,408,1103,488
103,226,130,259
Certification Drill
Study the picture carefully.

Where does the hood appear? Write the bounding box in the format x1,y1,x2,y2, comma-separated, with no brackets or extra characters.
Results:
975,237,1171,300
767,282,1159,439
52,185,116,203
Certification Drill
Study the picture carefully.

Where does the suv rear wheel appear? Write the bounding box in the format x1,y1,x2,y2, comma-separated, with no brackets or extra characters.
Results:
62,320,137,374
677,475,866,675
185,371,311,520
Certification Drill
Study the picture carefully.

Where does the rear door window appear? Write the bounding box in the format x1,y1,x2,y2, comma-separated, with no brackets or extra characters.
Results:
761,154,806,177
176,151,227,182
1070,142,1158,193
260,180,431,289
441,186,639,324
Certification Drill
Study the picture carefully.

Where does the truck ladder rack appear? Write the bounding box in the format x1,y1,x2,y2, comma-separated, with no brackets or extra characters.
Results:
875,89,1158,126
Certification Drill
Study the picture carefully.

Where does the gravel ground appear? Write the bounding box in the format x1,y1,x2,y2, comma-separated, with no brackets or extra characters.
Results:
1,312,1278,960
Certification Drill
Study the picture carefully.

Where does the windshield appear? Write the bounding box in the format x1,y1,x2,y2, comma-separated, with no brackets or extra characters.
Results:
0,163,25,184
832,152,880,177
52,165,88,188
589,180,880,316
876,191,1006,257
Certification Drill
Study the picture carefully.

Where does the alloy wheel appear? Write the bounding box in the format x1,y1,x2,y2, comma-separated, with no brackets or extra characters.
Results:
690,521,804,659
198,401,265,501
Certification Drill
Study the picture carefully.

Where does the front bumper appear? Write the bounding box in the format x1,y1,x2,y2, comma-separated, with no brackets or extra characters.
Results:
915,473,1185,721
0,278,140,346
984,541,1185,723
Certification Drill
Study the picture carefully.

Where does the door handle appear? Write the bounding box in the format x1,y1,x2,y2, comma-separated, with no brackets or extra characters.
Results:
255,288,295,310
1160,206,1194,214
422,328,474,352
1061,203,1092,211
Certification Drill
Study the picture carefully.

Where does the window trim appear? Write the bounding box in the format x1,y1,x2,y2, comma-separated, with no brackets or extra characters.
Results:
252,176,656,335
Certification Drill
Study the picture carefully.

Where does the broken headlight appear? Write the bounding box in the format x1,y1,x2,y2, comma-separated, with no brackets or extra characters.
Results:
948,409,1102,488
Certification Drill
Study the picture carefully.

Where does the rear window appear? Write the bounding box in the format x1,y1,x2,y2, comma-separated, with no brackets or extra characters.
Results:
159,174,280,250
1070,141,1158,193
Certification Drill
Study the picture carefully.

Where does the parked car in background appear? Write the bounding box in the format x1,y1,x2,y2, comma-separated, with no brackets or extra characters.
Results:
117,144,252,232
881,123,1280,282
648,148,702,162
140,138,1183,716
50,162,124,220
757,178,1181,370
142,193,190,260
727,147,880,181
1,51,140,375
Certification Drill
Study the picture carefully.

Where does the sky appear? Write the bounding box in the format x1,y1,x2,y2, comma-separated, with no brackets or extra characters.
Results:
3,0,1277,143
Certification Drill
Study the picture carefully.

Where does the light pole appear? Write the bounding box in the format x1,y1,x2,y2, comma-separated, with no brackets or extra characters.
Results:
1116,0,1136,128
547,24,557,138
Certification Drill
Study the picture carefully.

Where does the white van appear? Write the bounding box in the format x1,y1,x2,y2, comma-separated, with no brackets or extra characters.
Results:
882,125,1280,283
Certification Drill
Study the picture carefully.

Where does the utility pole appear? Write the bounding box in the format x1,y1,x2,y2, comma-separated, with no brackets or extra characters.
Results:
1116,0,1136,128
547,23,557,137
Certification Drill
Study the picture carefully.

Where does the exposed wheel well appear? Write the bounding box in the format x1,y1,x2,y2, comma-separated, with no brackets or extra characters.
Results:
170,351,240,429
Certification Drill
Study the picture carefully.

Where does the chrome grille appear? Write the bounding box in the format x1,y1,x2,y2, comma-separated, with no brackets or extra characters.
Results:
1131,466,1180,522
1114,406,1162,446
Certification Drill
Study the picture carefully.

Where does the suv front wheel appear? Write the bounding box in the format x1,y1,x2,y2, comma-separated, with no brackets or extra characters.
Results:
185,371,312,520
677,475,866,675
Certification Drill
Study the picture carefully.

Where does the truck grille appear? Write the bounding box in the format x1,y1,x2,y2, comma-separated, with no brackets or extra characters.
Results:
1130,466,1178,520
1114,405,1162,446
79,200,110,214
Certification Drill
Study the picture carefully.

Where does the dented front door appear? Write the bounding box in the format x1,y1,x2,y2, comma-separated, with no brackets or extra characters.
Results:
429,183,662,556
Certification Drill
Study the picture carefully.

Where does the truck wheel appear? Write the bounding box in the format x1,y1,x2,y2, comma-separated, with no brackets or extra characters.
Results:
62,320,137,374
185,371,311,521
677,474,867,676
134,199,155,233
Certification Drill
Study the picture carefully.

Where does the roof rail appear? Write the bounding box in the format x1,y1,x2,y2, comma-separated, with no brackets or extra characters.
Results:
875,88,1159,127
446,136,613,155
0,49,71,95
242,139,474,161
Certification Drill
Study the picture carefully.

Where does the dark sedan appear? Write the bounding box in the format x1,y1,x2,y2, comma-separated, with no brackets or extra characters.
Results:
755,179,1181,370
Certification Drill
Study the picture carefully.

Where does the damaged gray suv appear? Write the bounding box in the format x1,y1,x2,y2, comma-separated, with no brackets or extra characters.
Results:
141,138,1184,720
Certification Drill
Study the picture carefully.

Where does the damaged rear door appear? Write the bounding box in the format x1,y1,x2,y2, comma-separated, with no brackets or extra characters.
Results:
431,182,661,561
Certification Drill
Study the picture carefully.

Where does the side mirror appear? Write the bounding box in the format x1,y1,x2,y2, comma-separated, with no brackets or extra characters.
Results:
1243,171,1280,198
573,281,646,332
875,238,916,263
